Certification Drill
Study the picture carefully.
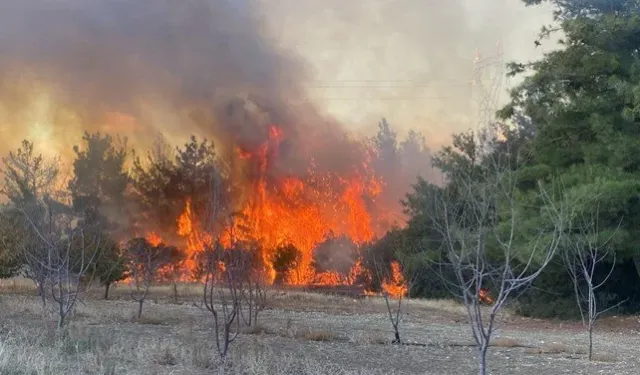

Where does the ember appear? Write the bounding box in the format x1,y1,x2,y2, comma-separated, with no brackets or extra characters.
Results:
479,288,494,305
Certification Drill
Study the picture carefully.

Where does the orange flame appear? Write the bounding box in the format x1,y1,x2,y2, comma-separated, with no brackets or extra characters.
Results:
176,198,212,278
479,288,494,305
146,232,163,247
381,261,408,299
144,123,396,288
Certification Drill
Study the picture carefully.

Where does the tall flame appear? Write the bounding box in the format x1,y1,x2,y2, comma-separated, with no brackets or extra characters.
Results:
144,123,402,290
381,261,408,299
176,198,211,276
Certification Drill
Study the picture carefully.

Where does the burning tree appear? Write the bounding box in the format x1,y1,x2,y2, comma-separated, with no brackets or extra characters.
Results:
372,258,413,345
410,130,569,375
125,119,407,291
131,136,235,279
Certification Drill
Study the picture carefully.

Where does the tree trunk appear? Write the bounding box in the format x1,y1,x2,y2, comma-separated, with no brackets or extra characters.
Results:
172,281,178,303
479,345,488,375
57,304,65,329
104,282,111,300
137,299,144,318
588,325,593,361
392,327,401,344
40,288,46,308
36,281,46,307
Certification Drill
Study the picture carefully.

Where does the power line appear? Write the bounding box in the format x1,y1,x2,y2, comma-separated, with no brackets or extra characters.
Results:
314,97,465,101
302,79,474,88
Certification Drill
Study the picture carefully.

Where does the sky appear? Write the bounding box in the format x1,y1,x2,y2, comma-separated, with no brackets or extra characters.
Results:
259,0,555,145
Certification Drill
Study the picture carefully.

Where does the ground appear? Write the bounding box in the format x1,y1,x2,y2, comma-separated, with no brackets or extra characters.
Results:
0,280,639,374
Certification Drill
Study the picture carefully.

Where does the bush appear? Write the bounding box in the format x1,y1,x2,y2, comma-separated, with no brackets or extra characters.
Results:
271,244,302,284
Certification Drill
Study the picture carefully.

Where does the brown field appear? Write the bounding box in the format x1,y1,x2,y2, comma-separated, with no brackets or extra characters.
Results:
0,279,639,374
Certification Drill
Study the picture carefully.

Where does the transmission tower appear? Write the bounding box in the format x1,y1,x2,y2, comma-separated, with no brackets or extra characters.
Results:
471,40,505,133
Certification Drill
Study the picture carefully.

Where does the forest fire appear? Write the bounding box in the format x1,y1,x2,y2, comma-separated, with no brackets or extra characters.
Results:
136,120,405,293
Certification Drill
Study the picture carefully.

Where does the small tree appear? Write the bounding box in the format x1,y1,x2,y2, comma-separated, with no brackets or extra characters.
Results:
372,258,413,345
235,241,268,327
240,269,268,327
272,244,302,284
163,245,185,303
1,140,59,297
1,140,59,207
21,197,102,329
421,141,568,375
202,243,244,360
563,202,621,361
126,238,172,318
95,239,128,300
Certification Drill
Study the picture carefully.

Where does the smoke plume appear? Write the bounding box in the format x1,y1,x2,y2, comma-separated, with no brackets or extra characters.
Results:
0,0,330,163
0,0,553,159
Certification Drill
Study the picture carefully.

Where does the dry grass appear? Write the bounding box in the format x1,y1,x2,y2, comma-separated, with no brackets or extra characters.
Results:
591,352,618,363
524,342,583,355
0,277,38,295
298,329,339,342
0,330,391,375
0,286,636,374
491,337,522,348
129,314,172,326
240,324,278,336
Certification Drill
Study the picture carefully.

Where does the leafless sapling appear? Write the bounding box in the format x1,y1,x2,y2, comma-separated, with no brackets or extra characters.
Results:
242,269,268,327
21,197,101,329
563,203,622,361
202,243,244,360
373,258,414,345
429,155,568,375
236,241,269,327
126,237,171,318
161,245,185,303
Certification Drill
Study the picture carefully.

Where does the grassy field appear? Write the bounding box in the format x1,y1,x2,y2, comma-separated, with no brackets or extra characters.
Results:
0,279,638,374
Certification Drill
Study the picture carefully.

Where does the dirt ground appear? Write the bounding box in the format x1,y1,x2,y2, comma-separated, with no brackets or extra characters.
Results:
0,282,639,374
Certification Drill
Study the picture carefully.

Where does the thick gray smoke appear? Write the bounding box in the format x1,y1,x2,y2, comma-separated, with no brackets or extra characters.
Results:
0,0,324,161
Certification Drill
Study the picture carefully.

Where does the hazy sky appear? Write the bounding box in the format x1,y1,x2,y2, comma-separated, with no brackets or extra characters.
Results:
259,0,554,145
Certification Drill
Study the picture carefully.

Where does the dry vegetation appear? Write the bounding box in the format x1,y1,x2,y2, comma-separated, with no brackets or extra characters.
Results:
0,279,638,374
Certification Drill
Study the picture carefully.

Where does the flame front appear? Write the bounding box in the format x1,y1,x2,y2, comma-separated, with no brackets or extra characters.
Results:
144,123,406,292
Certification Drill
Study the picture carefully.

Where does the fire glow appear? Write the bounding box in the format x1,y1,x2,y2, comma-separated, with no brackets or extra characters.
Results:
140,123,407,297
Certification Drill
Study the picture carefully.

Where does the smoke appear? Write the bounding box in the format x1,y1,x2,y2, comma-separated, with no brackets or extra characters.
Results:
259,0,554,145
0,0,318,159
0,0,553,166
